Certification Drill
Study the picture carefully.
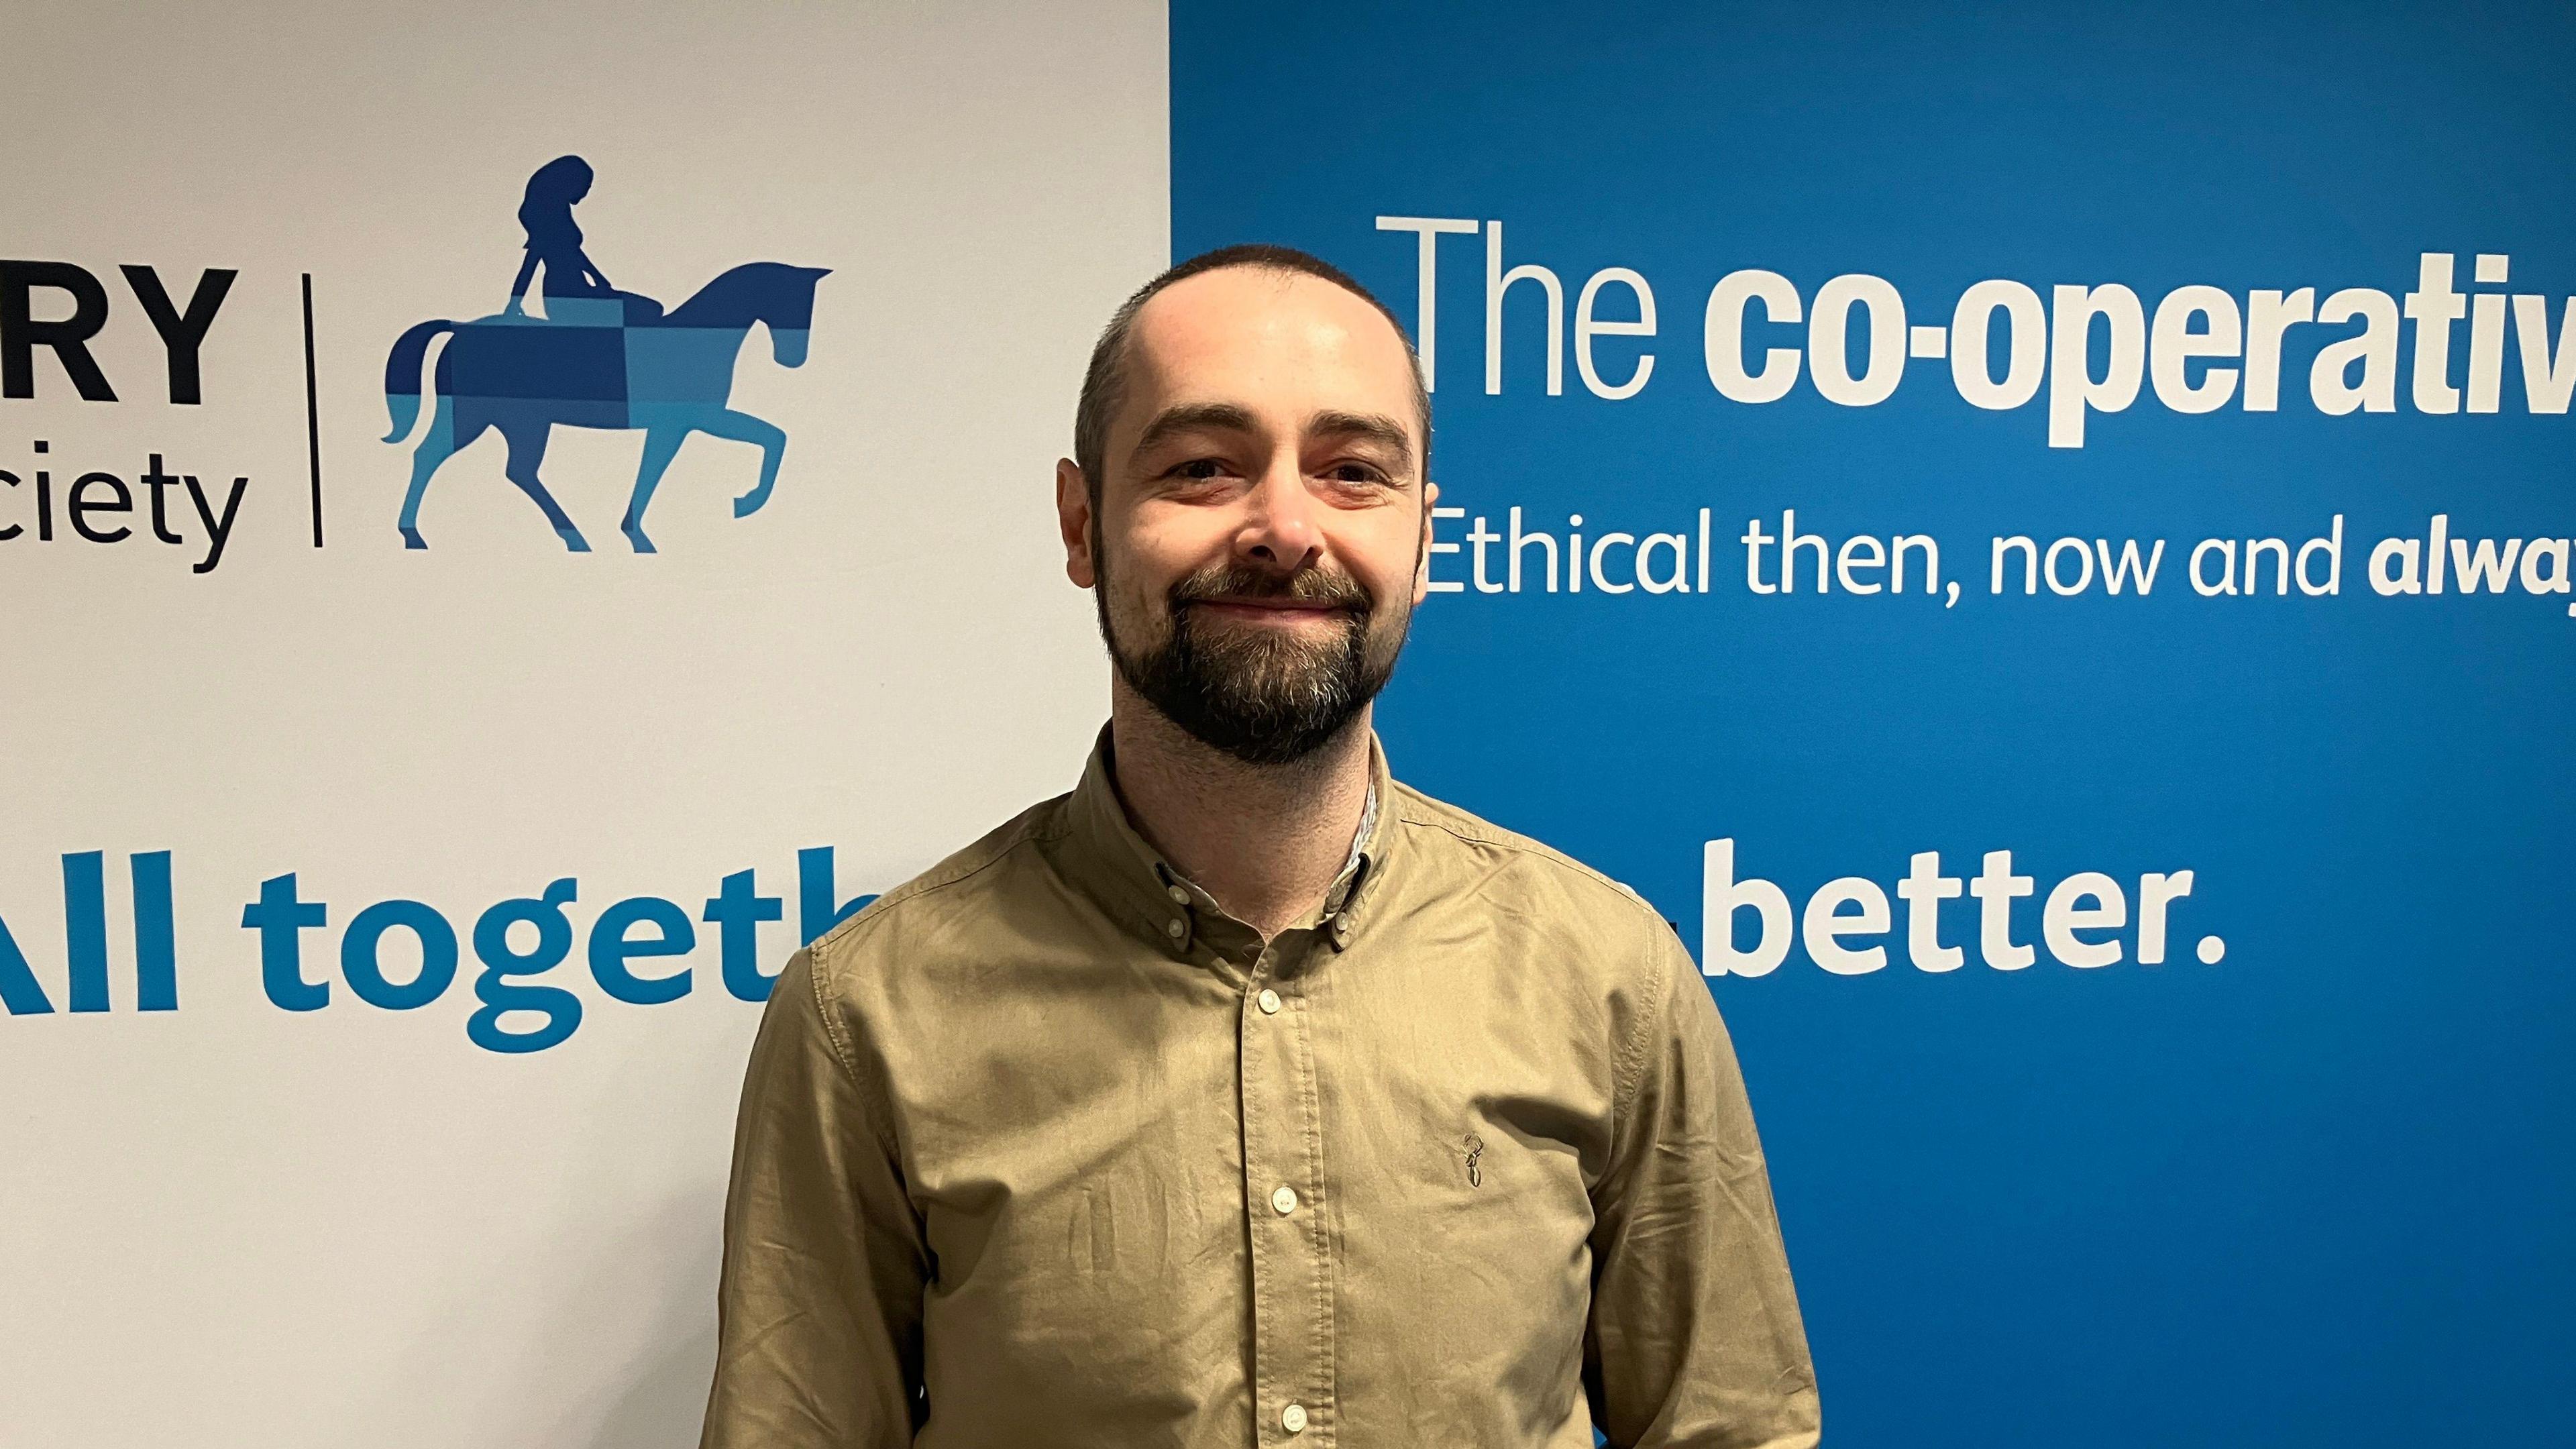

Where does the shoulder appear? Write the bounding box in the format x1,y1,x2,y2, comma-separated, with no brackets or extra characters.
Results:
1384,776,1687,987
1387,777,1668,933
805,791,1073,981
1386,777,1703,1113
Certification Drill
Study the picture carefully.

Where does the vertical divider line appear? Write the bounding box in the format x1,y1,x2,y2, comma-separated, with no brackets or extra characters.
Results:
302,272,324,547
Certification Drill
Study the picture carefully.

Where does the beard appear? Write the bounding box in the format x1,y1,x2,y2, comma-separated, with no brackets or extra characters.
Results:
1097,544,1412,767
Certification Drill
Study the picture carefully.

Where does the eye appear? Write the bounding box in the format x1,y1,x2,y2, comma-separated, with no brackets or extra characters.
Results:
1170,457,1231,482
1322,462,1385,484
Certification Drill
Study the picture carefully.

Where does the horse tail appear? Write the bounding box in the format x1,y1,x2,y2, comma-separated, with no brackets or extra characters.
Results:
382,320,456,442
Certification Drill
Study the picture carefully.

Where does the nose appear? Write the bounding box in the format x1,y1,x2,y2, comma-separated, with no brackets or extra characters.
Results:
1235,453,1324,573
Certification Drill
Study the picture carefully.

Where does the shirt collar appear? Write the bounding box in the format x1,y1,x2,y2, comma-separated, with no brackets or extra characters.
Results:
1057,722,1395,963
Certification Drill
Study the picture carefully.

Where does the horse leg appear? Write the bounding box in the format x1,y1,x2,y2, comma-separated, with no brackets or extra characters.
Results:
499,421,590,553
620,427,690,554
696,409,788,517
395,396,464,550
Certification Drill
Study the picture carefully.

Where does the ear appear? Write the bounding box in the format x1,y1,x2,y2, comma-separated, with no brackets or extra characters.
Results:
1056,458,1097,588
1412,479,1440,606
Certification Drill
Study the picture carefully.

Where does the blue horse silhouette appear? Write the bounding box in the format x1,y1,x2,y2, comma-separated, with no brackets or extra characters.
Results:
383,262,828,553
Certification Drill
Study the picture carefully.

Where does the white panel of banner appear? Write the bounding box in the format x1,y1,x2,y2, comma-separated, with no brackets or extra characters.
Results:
0,3,1168,1444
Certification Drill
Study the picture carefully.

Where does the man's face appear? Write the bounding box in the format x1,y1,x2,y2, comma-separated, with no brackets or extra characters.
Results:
1057,267,1436,766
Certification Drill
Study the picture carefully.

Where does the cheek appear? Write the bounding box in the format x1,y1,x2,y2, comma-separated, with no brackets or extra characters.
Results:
1331,515,1428,600
1122,504,1236,584
1097,517,1190,619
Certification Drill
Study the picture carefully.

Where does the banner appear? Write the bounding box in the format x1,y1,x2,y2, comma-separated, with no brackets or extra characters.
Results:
13,3,2572,1444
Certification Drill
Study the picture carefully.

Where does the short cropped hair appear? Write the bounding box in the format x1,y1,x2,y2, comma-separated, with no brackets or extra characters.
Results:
1072,244,1432,500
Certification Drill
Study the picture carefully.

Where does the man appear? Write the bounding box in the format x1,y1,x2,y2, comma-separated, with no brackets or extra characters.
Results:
699,245,1819,1448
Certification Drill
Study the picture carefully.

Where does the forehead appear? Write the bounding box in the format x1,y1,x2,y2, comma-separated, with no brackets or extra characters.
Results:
1120,268,1419,439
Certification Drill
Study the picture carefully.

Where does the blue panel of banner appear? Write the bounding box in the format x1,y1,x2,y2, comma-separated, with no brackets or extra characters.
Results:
1175,2,2574,1441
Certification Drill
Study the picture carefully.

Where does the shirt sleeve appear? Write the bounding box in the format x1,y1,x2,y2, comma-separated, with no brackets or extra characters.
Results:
700,945,928,1448
1584,916,1821,1448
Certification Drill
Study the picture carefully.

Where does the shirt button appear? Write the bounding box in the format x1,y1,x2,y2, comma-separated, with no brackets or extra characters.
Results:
1281,1402,1309,1434
1271,1185,1298,1215
1257,988,1281,1014
1165,919,1185,939
1166,885,1189,904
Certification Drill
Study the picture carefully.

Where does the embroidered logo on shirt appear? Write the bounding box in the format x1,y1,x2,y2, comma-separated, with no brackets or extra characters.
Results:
1462,1132,1485,1188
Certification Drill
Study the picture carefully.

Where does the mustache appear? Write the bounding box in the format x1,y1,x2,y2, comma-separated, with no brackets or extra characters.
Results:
1167,562,1373,612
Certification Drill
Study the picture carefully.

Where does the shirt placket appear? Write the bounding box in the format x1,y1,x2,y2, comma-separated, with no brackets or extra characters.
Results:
1238,934,1336,1445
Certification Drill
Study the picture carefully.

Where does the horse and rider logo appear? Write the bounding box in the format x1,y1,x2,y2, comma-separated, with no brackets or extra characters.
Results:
382,156,827,553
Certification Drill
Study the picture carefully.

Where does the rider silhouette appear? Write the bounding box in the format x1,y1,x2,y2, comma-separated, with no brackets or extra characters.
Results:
503,155,663,323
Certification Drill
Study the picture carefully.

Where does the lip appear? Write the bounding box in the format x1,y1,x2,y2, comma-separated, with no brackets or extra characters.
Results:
1186,598,1348,622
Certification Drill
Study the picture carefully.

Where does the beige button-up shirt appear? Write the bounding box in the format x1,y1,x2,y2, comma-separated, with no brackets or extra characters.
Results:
700,728,1818,1448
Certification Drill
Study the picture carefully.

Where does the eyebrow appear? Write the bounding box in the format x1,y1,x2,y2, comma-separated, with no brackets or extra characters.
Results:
1131,402,1259,458
1307,410,1416,475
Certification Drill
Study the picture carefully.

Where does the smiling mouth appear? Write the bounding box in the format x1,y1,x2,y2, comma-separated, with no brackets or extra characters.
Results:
1186,598,1350,621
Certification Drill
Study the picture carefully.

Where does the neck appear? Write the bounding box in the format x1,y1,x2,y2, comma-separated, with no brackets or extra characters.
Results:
1106,676,1375,941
